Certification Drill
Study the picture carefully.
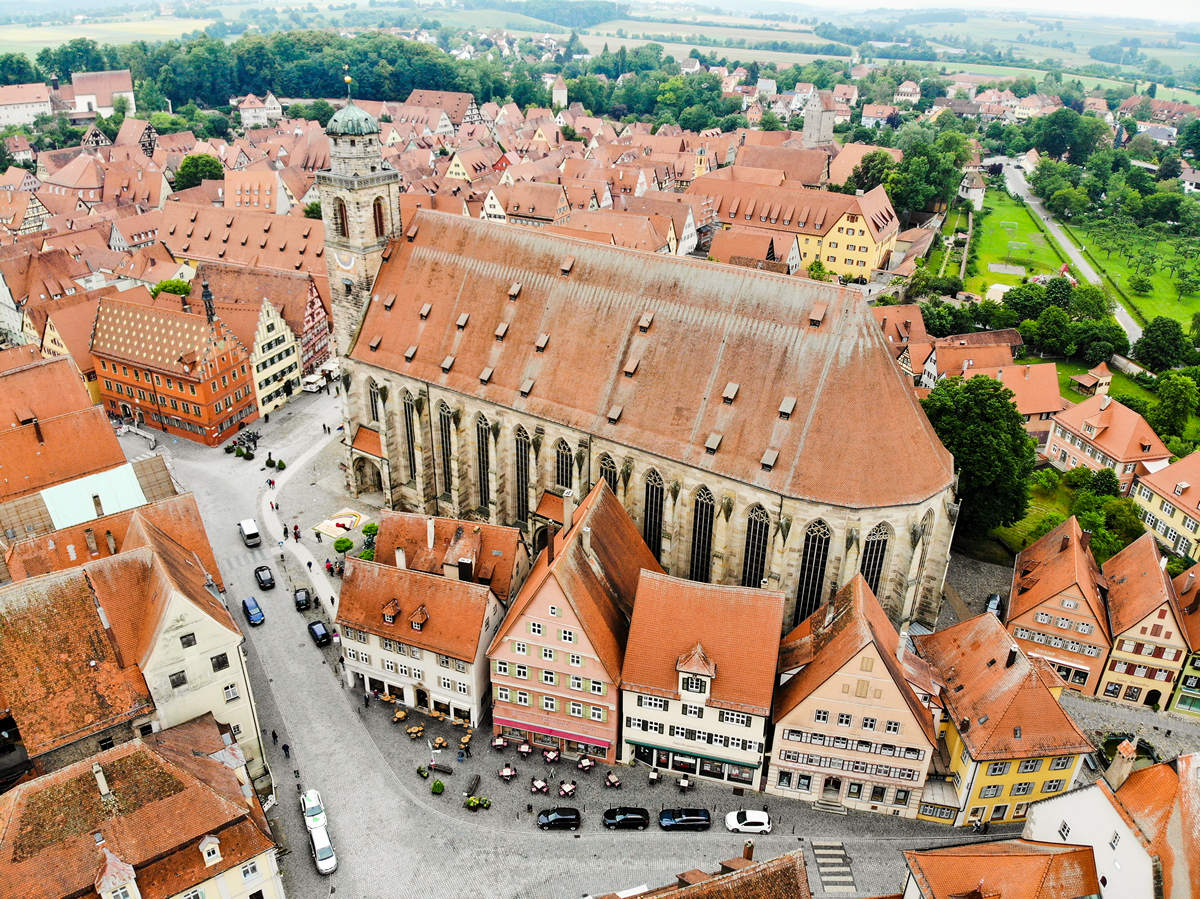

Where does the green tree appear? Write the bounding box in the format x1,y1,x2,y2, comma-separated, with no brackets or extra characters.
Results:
1032,305,1073,355
1148,372,1198,438
334,536,354,556
1134,316,1190,371
759,110,784,131
174,153,225,191
1091,467,1121,497
1129,273,1153,295
304,201,322,219
807,259,830,281
151,279,192,299
1177,271,1200,300
920,376,1036,533
845,149,898,192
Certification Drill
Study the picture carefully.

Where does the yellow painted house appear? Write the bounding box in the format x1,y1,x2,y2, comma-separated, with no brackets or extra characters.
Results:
914,614,1094,827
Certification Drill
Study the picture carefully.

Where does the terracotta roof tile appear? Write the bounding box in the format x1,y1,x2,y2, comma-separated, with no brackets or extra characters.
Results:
775,575,937,745
1101,533,1184,639
734,146,828,185
622,572,785,715
336,558,492,661
0,406,126,503
1055,395,1169,467
1110,752,1199,898
903,839,1100,899
914,614,1093,760
374,511,524,602
489,480,661,683
1007,516,1109,640
632,848,812,898
351,212,952,509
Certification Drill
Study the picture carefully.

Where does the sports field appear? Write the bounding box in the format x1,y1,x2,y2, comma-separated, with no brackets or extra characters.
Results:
966,191,1068,295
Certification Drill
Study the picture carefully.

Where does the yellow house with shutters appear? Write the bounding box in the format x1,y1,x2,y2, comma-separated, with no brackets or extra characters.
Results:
913,614,1094,827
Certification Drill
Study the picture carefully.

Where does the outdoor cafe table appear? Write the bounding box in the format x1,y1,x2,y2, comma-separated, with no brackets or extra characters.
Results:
491,736,507,750
559,781,576,798
577,757,595,771
518,743,533,757
499,765,517,782
530,778,548,794
543,748,560,763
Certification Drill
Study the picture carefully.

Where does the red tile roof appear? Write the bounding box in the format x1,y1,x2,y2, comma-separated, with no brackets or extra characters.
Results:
914,614,1093,760
1007,516,1109,641
775,575,937,745
337,558,493,661
1102,533,1186,640
903,839,1100,899
373,511,524,603
350,212,953,509
0,717,275,899
970,363,1067,418
622,572,785,716
488,480,662,684
1054,395,1169,467
0,406,126,503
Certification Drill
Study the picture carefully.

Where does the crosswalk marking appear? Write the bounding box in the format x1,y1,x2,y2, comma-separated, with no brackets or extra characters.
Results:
810,839,856,896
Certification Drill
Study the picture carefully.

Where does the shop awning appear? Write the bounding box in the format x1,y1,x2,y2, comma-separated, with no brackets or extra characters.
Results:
625,739,760,769
495,717,610,748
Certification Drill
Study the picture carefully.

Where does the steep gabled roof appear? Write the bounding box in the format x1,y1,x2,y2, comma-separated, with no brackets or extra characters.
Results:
914,614,1093,761
1055,395,1169,465
774,575,937,745
1007,516,1109,641
1102,533,1186,640
621,572,784,716
488,480,661,684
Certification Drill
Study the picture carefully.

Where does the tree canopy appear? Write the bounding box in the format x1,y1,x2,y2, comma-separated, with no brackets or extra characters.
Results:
921,375,1036,534
174,153,224,191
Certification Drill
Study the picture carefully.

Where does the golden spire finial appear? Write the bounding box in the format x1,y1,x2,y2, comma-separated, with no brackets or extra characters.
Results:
343,64,352,100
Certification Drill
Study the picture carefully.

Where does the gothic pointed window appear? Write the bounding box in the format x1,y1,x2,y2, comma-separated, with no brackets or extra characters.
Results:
795,520,831,626
402,391,417,481
643,470,664,560
333,198,348,238
741,505,770,587
438,402,454,496
598,454,617,493
368,381,381,422
861,523,891,595
476,414,491,507
514,427,531,523
689,487,714,582
555,439,573,490
373,197,386,238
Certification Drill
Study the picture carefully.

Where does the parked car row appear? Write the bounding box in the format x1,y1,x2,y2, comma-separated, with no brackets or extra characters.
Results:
536,807,771,834
239,570,332,647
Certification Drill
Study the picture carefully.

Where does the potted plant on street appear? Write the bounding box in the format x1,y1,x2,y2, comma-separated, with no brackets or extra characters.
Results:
417,765,429,778
431,779,444,795
276,460,286,470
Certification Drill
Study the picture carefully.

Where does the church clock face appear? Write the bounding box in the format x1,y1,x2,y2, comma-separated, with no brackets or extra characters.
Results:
335,251,357,271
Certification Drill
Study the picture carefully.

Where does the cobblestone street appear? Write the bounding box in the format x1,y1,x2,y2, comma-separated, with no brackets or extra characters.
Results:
118,390,1011,898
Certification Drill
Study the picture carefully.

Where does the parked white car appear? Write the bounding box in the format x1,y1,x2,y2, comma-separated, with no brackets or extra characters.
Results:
725,809,772,834
309,824,337,874
299,788,327,830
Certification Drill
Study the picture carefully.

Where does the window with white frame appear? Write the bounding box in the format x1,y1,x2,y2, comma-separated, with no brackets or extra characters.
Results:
885,720,900,734
1042,779,1065,793
720,710,751,727
569,701,583,717
980,784,1003,798
223,683,239,702
987,761,1011,776
241,860,259,880
514,664,528,679
530,622,543,636
1019,759,1041,773
683,704,703,718
815,709,829,723
542,647,554,661
569,653,581,667
681,676,707,694
570,675,583,690
590,706,604,721
514,641,527,655
640,695,667,711
439,676,452,689
561,629,576,643
1058,820,1071,840
496,686,511,702
516,690,530,705
1011,781,1034,796
590,681,604,695
495,660,509,675
1049,755,1073,770
862,716,877,730
542,696,556,712
541,670,556,685
548,605,559,617
384,659,396,673
837,713,852,727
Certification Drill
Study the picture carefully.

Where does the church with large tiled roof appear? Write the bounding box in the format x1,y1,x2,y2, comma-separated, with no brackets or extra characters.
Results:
319,104,959,629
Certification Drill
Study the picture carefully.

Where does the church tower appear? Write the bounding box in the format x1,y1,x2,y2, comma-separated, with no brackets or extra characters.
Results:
317,100,402,357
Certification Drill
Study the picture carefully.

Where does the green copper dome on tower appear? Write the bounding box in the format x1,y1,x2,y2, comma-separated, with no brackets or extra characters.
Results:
327,100,379,136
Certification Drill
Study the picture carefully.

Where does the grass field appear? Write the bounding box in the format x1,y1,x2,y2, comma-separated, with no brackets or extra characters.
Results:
966,191,1069,295
1072,228,1200,327
418,8,564,31
991,481,1074,555
0,17,213,55
593,19,846,46
560,31,835,67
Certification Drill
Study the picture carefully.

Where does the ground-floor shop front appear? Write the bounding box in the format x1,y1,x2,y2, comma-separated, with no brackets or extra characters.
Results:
493,717,613,762
352,668,478,726
626,741,759,787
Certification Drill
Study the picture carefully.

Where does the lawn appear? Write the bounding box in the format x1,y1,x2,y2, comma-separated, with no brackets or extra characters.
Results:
1065,226,1200,328
991,482,1074,554
966,190,1069,295
564,31,834,67
0,17,213,55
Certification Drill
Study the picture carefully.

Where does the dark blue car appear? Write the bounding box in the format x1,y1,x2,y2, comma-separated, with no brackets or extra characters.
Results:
242,596,265,626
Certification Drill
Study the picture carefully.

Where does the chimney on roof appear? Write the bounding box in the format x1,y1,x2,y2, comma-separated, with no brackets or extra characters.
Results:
1183,571,1196,595
1101,395,1112,410
562,488,575,533
1080,531,1092,551
547,524,558,563
426,517,435,551
1060,534,1070,552
1161,555,1169,570
1006,645,1019,668
201,280,214,324
743,840,754,861
93,762,111,799
1025,366,1031,379
396,547,406,570
32,416,43,445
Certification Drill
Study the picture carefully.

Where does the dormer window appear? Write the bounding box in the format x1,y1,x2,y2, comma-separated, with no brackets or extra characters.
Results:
383,598,399,624
681,675,707,694
200,835,221,866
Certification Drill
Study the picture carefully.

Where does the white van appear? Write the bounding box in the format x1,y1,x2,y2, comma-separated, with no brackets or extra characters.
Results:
238,519,261,547
301,374,324,393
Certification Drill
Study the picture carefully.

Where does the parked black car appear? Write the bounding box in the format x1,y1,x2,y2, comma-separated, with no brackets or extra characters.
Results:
254,565,275,589
602,807,650,830
536,807,581,831
294,588,312,611
308,620,331,647
658,808,711,831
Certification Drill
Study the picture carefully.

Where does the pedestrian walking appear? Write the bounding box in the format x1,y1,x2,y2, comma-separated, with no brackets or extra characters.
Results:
271,729,278,745
283,526,289,540
307,560,313,571
282,743,291,759
315,530,322,543
364,692,371,708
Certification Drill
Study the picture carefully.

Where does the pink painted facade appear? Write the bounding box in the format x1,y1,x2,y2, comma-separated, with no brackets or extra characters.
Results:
489,578,619,761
